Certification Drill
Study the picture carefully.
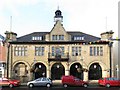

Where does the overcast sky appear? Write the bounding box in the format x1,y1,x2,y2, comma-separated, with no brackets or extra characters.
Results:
0,0,119,38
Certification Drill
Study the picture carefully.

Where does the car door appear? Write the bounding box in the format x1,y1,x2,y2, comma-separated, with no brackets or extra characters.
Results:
40,77,47,86
74,78,82,86
34,78,42,86
109,78,117,86
113,78,119,86
119,80,120,86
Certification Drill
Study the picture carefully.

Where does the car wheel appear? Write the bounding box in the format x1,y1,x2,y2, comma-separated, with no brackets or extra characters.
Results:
83,84,88,87
29,83,34,88
9,84,13,88
106,84,110,88
63,84,68,88
46,83,51,88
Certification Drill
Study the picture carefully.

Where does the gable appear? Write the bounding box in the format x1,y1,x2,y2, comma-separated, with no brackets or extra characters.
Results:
49,21,70,41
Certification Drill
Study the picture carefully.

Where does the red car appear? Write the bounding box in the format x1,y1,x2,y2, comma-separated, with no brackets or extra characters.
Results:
61,75,88,87
0,78,20,88
98,77,120,87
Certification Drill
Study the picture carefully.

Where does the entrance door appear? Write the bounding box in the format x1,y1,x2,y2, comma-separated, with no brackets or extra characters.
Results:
70,63,83,80
88,63,102,80
51,63,65,80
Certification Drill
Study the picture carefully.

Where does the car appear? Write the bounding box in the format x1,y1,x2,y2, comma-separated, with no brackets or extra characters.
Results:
0,78,20,88
61,75,88,87
98,77,120,87
27,77,52,88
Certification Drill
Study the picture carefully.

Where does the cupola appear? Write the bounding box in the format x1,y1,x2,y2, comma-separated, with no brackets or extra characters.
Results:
54,8,63,22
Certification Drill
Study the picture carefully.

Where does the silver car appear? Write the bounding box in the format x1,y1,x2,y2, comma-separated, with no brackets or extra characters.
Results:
27,77,52,88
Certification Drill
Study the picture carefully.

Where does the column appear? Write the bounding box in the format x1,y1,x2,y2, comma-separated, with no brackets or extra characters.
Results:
103,70,109,77
47,63,51,78
47,69,50,78
83,71,88,81
65,63,69,75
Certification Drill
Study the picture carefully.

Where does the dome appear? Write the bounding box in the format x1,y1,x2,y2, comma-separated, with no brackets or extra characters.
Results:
54,9,63,18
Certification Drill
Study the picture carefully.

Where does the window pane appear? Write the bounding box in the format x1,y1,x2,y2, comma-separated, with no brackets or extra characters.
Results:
100,47,103,56
90,47,93,56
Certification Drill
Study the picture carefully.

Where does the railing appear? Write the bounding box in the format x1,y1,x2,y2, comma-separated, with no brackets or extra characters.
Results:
48,53,69,61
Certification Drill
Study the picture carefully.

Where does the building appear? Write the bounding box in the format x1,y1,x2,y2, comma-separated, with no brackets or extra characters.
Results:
6,9,114,82
0,34,6,78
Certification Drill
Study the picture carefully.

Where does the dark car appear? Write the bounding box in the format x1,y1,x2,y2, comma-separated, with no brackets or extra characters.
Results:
61,75,88,87
27,77,52,88
98,77,120,87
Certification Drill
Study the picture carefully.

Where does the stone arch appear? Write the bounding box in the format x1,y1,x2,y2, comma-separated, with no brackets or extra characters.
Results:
88,60,108,71
34,63,46,79
12,61,30,83
70,62,83,79
51,62,65,80
13,60,30,70
69,61,88,70
88,61,109,79
30,61,48,68
30,61,47,79
88,63,102,80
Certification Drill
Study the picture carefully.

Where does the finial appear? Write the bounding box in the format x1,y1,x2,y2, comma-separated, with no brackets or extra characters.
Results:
57,5,59,10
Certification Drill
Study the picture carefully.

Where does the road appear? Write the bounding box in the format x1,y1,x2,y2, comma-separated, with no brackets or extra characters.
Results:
0,85,120,90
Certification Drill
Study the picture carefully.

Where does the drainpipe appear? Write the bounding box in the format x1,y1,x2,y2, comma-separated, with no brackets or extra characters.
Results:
7,43,10,78
109,41,113,77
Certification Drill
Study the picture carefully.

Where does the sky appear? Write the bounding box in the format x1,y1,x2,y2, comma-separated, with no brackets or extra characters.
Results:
0,0,119,38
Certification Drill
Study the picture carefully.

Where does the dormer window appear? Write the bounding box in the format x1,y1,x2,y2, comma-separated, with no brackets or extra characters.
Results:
74,36,84,41
32,36,42,40
52,35,64,41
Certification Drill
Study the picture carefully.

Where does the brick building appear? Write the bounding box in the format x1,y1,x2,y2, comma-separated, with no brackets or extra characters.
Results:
0,34,6,77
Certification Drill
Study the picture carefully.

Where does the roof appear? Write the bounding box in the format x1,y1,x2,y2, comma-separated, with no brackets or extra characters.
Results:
10,31,101,44
67,31,100,42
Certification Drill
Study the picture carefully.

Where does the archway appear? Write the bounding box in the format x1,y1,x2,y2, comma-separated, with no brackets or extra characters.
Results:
88,63,102,80
51,63,65,80
13,62,28,82
70,63,83,79
32,63,46,79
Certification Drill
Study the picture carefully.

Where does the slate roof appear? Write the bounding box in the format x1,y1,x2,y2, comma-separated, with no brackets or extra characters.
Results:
67,31,100,42
16,32,48,42
10,31,101,44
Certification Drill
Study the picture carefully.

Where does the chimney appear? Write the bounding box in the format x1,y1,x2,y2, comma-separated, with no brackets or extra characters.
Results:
100,30,114,40
5,31,17,42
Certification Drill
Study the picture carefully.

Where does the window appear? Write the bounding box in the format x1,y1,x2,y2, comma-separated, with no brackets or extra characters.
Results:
97,47,99,56
74,36,84,40
90,46,103,56
93,47,96,56
32,36,42,40
35,46,45,56
52,47,55,56
52,46,64,56
52,35,64,40
14,46,27,56
60,47,64,56
100,47,103,56
90,47,93,56
72,47,81,56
